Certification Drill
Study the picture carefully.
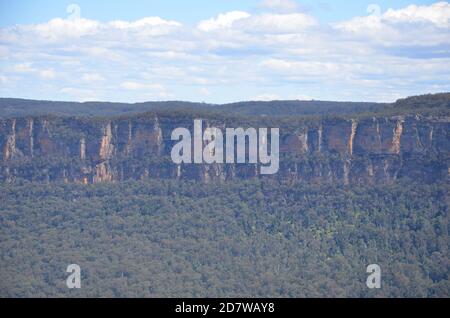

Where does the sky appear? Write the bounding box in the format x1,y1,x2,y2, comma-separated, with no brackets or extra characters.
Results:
0,0,449,103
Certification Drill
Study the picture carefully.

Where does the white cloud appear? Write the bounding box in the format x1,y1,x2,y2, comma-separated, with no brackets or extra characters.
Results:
260,0,299,13
333,15,383,33
146,51,199,61
32,18,100,40
334,2,450,33
198,11,251,31
108,17,181,29
330,2,450,53
384,2,450,28
236,13,318,33
0,16,181,44
1,3,449,103
108,17,182,36
198,11,317,34
120,81,165,91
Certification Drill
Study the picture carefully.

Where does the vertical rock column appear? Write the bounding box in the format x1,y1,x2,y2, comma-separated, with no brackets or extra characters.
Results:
94,123,115,183
28,119,34,157
348,120,358,156
3,119,17,161
391,118,404,154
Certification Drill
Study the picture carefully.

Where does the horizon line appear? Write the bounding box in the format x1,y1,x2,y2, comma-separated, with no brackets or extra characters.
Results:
2,92,449,106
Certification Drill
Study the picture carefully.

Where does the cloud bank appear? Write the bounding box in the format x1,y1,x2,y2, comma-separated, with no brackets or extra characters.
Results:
0,1,449,103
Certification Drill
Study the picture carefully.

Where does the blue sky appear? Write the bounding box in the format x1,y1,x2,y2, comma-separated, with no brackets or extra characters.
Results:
0,0,449,103
0,0,437,26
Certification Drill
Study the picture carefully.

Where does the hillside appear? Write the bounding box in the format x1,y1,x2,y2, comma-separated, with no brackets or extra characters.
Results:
1,179,448,297
0,93,448,298
1,93,448,119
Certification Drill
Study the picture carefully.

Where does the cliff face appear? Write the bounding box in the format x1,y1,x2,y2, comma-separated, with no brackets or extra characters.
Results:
0,114,448,184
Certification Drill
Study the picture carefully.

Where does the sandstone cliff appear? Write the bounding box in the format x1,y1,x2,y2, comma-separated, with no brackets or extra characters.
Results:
0,113,448,184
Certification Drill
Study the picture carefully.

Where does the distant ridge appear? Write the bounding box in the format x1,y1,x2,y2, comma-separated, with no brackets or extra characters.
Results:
0,92,448,118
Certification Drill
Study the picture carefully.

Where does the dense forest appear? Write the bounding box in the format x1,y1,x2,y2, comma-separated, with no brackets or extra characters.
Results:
0,179,448,297
1,93,449,118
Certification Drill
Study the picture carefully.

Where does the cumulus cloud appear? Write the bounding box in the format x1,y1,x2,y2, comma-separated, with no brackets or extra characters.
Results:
384,2,450,28
333,2,450,34
331,2,450,60
197,11,250,31
197,11,317,33
27,18,99,40
0,16,181,43
108,17,181,29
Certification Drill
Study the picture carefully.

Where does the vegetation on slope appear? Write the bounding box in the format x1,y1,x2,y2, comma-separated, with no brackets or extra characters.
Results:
0,179,448,297
1,93,448,119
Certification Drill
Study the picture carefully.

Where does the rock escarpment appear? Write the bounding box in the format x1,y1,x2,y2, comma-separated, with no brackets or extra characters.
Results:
0,114,448,184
